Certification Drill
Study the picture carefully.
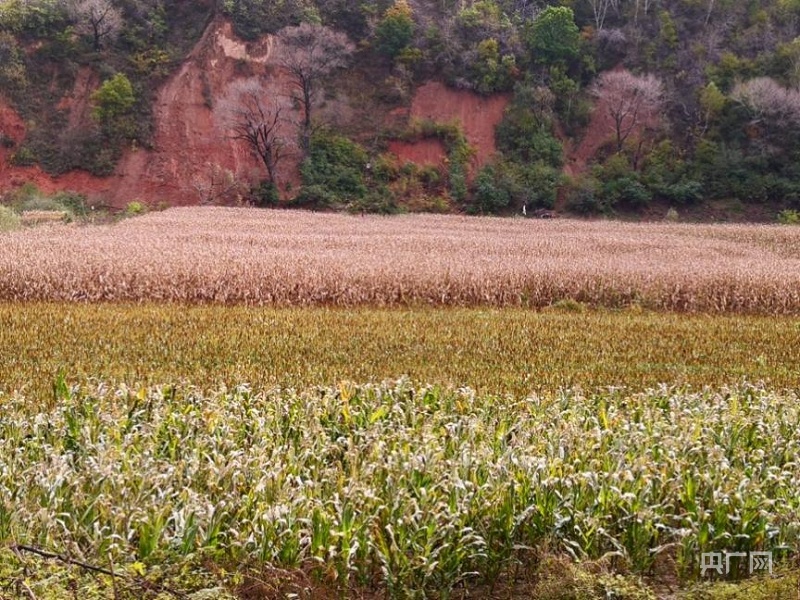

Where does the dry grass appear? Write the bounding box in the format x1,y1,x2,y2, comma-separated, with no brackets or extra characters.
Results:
1,207,799,311
18,209,69,226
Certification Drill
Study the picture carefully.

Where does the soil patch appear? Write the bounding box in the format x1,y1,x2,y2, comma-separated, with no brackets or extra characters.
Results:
390,81,509,177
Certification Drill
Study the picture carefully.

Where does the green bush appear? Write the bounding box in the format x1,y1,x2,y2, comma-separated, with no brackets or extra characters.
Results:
565,176,608,214
300,129,368,204
471,164,512,214
348,186,401,214
51,191,89,217
7,182,40,204
524,6,580,66
125,201,147,216
398,120,473,204
602,176,653,209
469,160,560,214
10,146,36,166
0,0,67,35
221,0,311,39
0,205,21,232
92,73,136,123
375,0,414,59
293,184,338,207
778,209,800,224
496,111,563,167
469,38,516,94
658,180,704,205
495,83,563,167
17,195,65,212
0,31,27,93
250,181,279,207
91,73,139,145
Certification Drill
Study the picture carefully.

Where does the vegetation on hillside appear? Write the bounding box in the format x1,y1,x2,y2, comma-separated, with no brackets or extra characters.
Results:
3,0,800,213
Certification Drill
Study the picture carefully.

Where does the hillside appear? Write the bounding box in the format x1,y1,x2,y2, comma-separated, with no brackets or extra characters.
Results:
2,0,800,220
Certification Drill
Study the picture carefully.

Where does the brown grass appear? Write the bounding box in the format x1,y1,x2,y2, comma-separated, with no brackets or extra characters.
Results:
19,210,69,226
0,207,799,312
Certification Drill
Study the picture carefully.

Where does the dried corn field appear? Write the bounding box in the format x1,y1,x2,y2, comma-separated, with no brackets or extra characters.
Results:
2,207,800,312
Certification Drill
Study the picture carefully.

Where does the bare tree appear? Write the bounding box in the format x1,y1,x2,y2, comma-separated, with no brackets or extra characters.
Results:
192,162,249,205
732,77,800,129
585,0,619,30
633,0,655,22
67,0,123,51
591,70,664,151
278,23,354,152
223,79,286,186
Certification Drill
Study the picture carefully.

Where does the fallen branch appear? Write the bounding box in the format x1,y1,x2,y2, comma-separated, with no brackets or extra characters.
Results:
10,544,186,598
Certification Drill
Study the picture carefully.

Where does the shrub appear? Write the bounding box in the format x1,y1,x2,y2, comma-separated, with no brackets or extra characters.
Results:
375,0,414,59
496,112,563,167
525,6,580,66
125,201,147,216
7,182,41,204
221,0,310,39
658,180,704,205
348,186,401,214
601,176,653,209
371,154,401,183
250,181,279,207
51,191,89,217
92,73,136,122
496,84,563,167
471,165,512,214
395,120,473,204
18,195,68,213
92,73,137,141
778,209,800,224
292,184,338,208
565,176,606,214
300,129,368,204
0,31,27,93
0,205,20,232
10,146,36,166
470,160,561,214
469,38,516,94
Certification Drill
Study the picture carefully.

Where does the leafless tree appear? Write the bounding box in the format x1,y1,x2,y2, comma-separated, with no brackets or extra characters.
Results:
67,0,123,51
278,23,354,152
732,77,800,129
632,0,655,22
192,162,249,205
223,79,286,186
591,70,664,151
585,0,620,30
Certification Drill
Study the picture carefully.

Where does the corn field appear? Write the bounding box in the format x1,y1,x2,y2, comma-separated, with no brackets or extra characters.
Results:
2,304,800,399
1,380,798,597
1,208,799,312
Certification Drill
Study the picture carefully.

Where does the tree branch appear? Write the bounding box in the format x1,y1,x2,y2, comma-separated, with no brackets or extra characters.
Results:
11,544,187,599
